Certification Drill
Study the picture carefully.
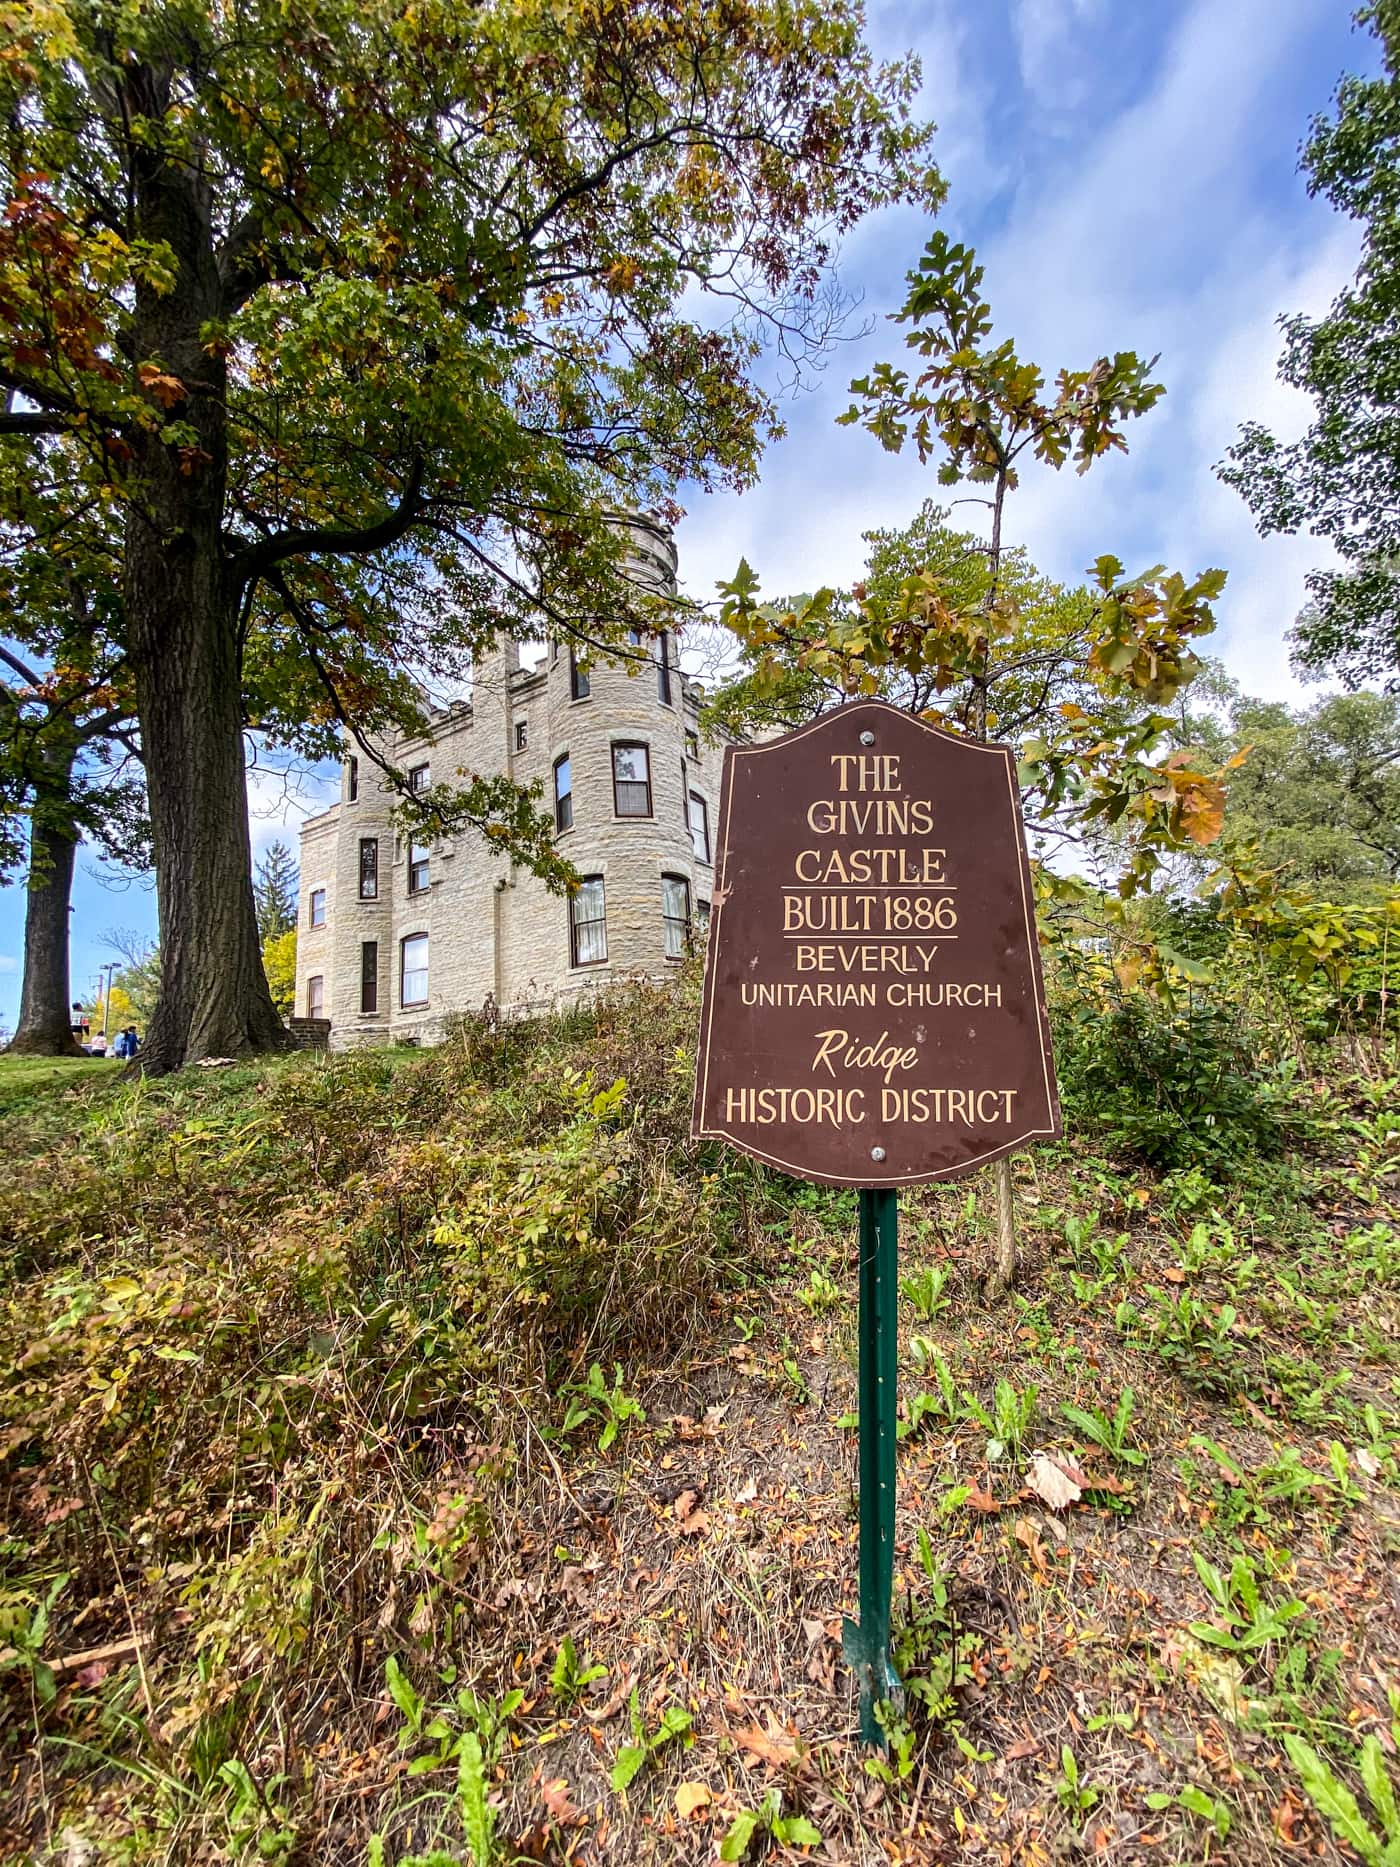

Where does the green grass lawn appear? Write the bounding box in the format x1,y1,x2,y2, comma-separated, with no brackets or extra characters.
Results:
0,1051,120,1114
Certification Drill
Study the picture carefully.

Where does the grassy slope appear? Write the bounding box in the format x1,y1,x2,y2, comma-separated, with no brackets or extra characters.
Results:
0,987,1398,1866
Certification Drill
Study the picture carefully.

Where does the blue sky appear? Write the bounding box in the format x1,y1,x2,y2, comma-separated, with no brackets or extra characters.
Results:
0,0,1378,1036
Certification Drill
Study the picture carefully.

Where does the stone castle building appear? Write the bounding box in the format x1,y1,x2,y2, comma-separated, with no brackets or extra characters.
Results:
294,523,725,1047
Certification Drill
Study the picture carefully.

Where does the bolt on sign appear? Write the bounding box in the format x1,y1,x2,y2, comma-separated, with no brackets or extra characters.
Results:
691,699,1060,1184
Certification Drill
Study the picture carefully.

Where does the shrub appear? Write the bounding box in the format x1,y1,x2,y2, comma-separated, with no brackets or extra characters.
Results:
1052,990,1287,1171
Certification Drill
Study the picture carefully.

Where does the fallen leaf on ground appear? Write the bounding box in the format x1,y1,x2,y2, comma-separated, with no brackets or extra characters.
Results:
733,1476,758,1506
674,1489,709,1536
538,1777,586,1827
1014,1517,1050,1581
733,1716,809,1772
595,1673,633,1721
1026,1449,1086,1512
674,1781,711,1820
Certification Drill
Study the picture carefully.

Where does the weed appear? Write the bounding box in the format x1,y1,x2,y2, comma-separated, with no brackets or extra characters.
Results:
383,1660,522,1865
797,1267,842,1313
558,1362,646,1452
1054,1744,1100,1817
550,1636,606,1708
217,1759,297,1864
1137,1288,1248,1396
610,1687,693,1791
0,1569,65,1705
1145,1784,1233,1845
720,1790,822,1860
965,1378,1037,1461
1059,1389,1145,1467
899,1264,951,1322
780,1357,811,1405
1285,1733,1400,1866
1190,1551,1312,1658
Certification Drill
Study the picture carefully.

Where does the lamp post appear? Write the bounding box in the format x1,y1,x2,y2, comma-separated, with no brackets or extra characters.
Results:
99,961,117,1041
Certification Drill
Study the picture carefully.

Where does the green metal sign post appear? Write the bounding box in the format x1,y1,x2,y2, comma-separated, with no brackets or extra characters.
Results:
842,1187,903,1744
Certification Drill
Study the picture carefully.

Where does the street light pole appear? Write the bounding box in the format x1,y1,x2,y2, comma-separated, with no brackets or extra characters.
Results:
100,962,117,1041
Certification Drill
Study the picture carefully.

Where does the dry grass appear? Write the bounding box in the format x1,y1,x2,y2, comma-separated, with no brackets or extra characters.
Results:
1,995,1398,1866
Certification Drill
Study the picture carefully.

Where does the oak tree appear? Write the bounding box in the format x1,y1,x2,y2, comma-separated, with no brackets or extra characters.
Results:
1222,2,1400,690
0,0,938,1070
718,231,1228,1296
0,493,145,1054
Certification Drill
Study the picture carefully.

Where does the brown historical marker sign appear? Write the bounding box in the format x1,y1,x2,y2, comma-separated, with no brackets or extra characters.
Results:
692,699,1060,1187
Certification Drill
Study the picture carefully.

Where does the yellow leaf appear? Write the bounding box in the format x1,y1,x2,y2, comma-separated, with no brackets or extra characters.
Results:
674,1781,711,1820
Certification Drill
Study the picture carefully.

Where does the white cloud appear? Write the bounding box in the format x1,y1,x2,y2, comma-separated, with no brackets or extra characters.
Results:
867,0,1009,219
1012,0,1104,109
675,0,1363,714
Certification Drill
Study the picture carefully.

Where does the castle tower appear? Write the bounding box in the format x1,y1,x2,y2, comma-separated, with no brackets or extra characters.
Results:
495,514,706,1002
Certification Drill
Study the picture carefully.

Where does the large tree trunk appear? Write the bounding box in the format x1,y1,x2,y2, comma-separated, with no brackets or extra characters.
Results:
122,106,289,1076
6,797,84,1057
127,565,289,1075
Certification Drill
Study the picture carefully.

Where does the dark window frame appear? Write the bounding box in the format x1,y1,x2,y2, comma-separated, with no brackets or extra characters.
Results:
407,761,430,794
688,791,711,864
685,728,699,760
554,753,573,833
514,719,528,752
400,933,429,1008
360,941,379,1015
347,755,359,801
407,841,430,895
570,875,608,967
657,629,673,706
569,650,590,701
307,974,325,1018
359,836,379,900
309,887,326,928
612,740,653,818
661,872,691,959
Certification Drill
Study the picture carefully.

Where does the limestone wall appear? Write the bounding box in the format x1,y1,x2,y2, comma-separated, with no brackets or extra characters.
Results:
294,523,728,1049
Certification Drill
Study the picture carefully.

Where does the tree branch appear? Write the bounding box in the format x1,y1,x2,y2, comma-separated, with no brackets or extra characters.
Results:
0,643,45,688
227,457,428,598
0,410,70,437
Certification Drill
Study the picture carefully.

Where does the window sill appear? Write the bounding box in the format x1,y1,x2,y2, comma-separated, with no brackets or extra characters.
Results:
400,1000,429,1011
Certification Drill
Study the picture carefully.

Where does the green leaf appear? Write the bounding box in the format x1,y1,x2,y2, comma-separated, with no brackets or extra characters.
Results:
610,1745,646,1792
385,1656,422,1733
773,1815,823,1846
457,1733,494,1867
1360,1735,1399,1844
1285,1735,1383,1866
720,1810,761,1861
